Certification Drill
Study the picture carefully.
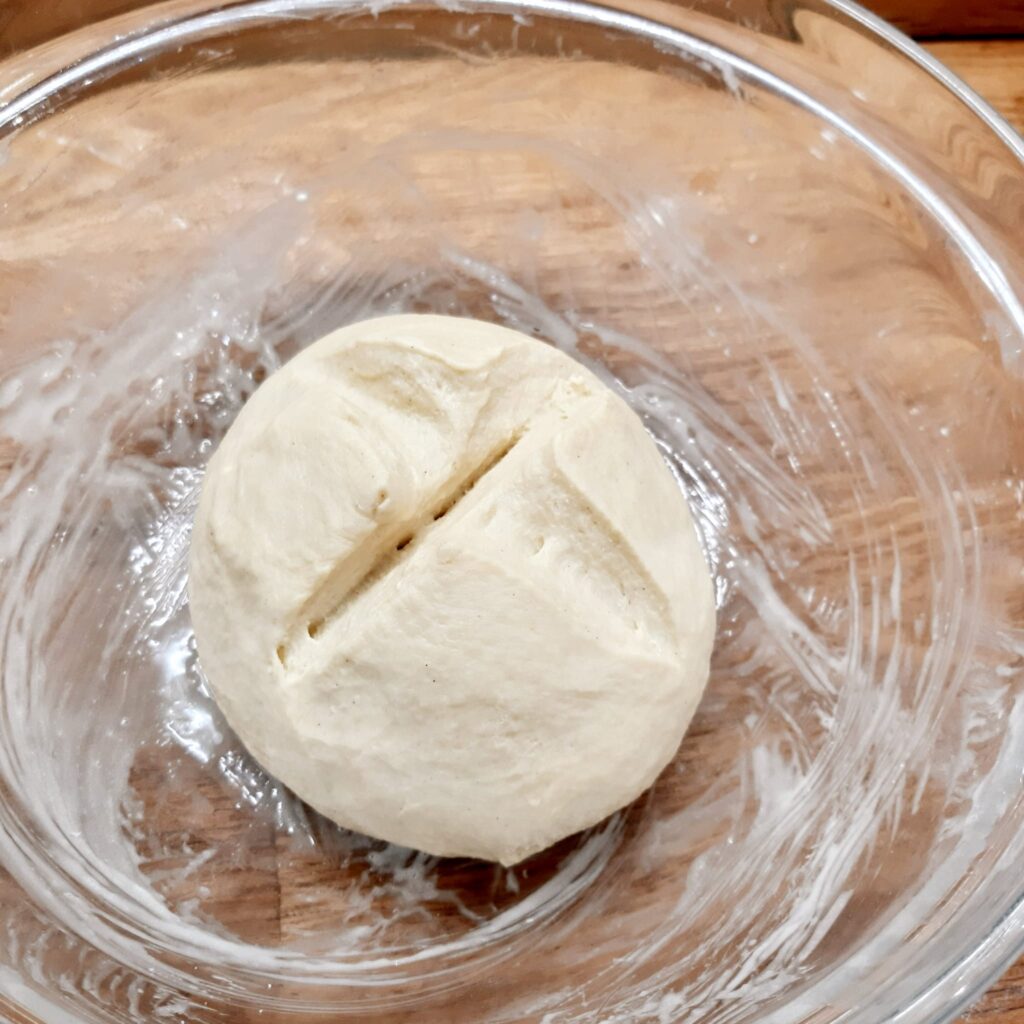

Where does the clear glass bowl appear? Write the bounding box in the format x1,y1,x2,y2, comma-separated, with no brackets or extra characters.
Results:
1,1,1023,1021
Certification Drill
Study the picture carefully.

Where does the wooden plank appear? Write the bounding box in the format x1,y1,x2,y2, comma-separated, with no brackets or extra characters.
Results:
0,0,1023,57
927,40,1024,135
961,957,1024,1023
869,0,1024,38
0,0,142,54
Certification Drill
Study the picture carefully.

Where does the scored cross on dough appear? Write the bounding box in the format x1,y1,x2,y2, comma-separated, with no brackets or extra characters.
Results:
280,432,521,672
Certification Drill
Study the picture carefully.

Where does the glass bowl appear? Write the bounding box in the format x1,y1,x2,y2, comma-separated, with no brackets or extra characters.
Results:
1,1,1023,1021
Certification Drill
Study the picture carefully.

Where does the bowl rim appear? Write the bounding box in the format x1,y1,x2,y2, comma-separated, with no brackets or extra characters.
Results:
832,0,1024,167
820,12,1024,1024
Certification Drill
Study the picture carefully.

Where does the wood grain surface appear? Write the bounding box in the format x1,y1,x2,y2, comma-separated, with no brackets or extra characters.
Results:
0,0,1022,56
875,0,1024,38
929,40,1024,135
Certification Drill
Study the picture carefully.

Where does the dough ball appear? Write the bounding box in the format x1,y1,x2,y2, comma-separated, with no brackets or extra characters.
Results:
188,315,715,865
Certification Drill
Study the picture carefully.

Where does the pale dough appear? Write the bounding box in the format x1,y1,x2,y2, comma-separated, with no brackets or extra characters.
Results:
188,315,715,865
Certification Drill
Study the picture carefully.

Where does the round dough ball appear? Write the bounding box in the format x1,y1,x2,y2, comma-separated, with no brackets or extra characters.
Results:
188,315,715,865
